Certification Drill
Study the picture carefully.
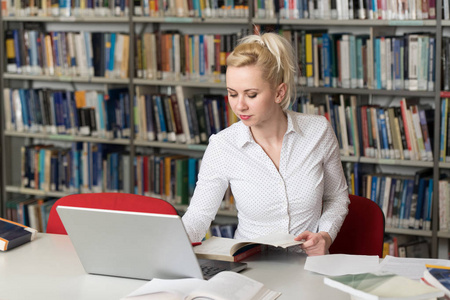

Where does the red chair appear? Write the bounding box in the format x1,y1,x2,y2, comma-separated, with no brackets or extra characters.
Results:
46,193,178,235
329,194,385,257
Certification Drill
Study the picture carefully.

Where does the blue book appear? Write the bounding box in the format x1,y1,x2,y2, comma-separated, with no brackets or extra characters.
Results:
375,38,382,89
415,178,427,229
123,93,130,138
39,148,46,190
108,33,116,76
154,95,168,142
378,108,389,159
377,176,386,209
83,32,94,76
61,92,71,133
185,97,195,139
398,179,409,228
353,162,360,197
188,158,197,198
19,89,29,131
393,37,403,90
327,96,337,136
322,34,332,87
425,179,434,230
28,31,39,74
370,175,378,202
199,35,205,77
24,90,35,131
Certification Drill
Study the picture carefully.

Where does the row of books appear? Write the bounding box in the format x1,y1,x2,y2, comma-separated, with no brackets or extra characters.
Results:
255,0,438,20
297,95,434,161
135,87,239,144
134,31,245,81
361,171,434,231
133,153,201,205
383,236,431,258
134,0,249,17
4,88,131,139
20,143,129,193
290,30,436,91
134,152,234,208
1,0,129,17
3,0,440,20
4,196,57,233
4,86,240,144
4,26,438,93
5,29,130,79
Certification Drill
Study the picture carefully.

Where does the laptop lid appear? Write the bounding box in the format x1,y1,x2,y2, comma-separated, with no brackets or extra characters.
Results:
57,206,204,280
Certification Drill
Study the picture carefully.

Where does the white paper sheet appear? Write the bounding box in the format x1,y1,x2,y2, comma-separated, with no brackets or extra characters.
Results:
377,255,450,280
304,254,380,276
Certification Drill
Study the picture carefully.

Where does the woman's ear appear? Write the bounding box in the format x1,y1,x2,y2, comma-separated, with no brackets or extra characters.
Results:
276,83,287,103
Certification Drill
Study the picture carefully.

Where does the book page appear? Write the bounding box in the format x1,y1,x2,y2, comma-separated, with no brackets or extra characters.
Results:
122,278,204,300
194,237,241,256
186,271,281,300
194,232,303,257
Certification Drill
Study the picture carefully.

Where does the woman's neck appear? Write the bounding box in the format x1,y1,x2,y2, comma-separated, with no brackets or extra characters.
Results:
250,110,288,146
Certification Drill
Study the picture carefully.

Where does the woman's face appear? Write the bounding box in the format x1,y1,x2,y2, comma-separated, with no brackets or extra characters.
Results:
226,65,284,129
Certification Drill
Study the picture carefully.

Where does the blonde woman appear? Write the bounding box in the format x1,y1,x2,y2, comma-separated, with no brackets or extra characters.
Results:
182,32,349,256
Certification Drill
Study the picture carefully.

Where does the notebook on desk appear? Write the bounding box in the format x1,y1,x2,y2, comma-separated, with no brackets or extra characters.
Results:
56,206,247,280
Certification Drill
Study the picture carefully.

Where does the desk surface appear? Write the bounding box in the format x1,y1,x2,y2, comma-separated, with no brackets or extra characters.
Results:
0,234,349,300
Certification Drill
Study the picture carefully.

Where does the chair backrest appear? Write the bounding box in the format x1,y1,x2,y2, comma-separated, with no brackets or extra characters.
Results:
46,193,178,234
329,194,385,257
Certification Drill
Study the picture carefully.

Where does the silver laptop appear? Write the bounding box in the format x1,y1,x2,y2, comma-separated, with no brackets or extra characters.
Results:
56,206,247,280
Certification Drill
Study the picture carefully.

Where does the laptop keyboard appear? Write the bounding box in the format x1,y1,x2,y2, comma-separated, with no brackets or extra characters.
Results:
199,259,247,280
201,265,228,279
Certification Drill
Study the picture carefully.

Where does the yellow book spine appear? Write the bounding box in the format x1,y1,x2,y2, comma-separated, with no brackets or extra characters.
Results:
305,34,313,81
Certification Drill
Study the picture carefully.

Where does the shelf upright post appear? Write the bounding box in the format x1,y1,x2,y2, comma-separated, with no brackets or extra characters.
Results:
431,0,443,259
129,0,136,193
0,5,4,217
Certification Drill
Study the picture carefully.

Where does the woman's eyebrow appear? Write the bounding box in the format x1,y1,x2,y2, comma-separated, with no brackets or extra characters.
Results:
226,88,259,92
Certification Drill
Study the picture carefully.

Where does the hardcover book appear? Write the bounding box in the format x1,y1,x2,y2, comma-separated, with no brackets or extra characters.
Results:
0,217,37,251
193,232,303,262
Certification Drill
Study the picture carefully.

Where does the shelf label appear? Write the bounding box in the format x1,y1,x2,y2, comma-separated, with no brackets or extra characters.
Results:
187,144,207,151
59,16,76,21
388,20,423,26
164,17,194,23
378,159,396,165
49,134,74,141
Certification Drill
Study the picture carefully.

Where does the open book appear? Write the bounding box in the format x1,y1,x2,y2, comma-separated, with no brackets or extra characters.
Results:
193,231,303,262
324,272,444,300
422,264,450,298
122,271,281,300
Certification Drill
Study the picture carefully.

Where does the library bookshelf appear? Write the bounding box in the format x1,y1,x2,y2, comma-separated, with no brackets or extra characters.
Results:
0,0,449,258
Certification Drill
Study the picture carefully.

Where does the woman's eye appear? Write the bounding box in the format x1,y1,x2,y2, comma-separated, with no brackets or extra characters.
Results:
229,94,238,98
247,94,257,98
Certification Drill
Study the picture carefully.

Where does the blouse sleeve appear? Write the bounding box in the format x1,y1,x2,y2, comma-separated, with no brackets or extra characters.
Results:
318,119,350,242
182,135,230,243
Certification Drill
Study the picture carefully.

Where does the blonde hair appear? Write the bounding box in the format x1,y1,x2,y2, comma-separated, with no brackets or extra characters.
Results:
226,32,297,111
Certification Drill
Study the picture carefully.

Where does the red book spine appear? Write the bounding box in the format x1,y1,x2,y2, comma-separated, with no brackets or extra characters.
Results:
361,106,369,157
233,245,262,262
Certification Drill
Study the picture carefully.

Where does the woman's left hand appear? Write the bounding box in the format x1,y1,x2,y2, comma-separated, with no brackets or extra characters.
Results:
294,231,332,256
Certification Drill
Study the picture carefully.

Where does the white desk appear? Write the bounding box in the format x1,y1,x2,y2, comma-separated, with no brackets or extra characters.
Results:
0,234,350,300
